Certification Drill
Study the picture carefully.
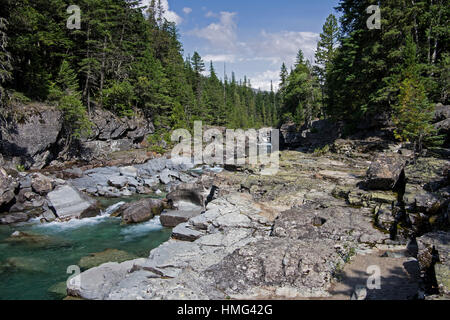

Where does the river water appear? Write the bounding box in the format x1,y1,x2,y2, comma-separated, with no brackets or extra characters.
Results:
0,195,172,300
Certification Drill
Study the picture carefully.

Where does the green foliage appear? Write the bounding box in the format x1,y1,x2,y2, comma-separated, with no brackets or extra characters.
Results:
313,144,330,156
325,0,449,125
147,129,172,154
50,60,92,139
281,50,321,127
1,0,279,150
315,14,339,82
102,80,135,117
393,36,438,153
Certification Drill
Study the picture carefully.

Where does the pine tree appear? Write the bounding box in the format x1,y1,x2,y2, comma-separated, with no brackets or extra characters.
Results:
51,60,92,139
393,35,436,154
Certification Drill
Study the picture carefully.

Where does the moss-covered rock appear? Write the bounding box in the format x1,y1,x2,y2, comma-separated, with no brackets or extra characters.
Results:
48,281,67,300
78,249,138,270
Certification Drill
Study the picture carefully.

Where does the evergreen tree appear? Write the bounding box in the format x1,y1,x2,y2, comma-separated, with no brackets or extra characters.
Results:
50,60,91,140
393,35,436,154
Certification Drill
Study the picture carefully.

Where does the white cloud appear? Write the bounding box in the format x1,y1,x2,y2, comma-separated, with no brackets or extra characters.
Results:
254,30,319,66
188,12,318,68
140,0,183,25
189,11,238,50
183,7,192,15
185,10,320,91
203,54,237,63
248,70,280,91
205,11,217,18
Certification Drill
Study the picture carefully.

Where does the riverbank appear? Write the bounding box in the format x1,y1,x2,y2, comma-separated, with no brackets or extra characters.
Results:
66,137,450,300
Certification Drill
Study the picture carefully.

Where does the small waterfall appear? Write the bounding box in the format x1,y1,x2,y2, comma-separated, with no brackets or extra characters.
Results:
101,201,126,216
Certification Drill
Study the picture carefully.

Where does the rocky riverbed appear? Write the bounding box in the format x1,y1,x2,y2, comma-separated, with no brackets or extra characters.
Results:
58,137,448,300
1,105,449,300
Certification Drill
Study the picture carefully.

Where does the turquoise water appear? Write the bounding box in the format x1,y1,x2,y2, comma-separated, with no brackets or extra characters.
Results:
0,196,172,300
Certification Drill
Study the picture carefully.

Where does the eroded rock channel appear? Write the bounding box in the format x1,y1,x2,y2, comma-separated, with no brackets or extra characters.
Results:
57,139,449,300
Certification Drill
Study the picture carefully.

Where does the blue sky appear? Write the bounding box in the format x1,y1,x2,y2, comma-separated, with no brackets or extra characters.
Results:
143,0,341,90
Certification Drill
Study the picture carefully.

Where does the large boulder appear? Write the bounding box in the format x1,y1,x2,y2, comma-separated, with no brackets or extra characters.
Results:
403,157,449,216
88,109,153,143
0,167,18,208
47,185,98,219
119,198,167,224
0,104,63,169
167,188,205,209
279,122,303,149
416,232,450,295
68,109,154,162
365,154,406,190
279,120,341,150
31,173,54,195
160,209,203,228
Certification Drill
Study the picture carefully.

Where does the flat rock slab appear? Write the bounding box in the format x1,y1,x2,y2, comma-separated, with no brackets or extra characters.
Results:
160,209,203,228
172,223,204,241
67,259,147,300
272,204,388,244
47,185,98,219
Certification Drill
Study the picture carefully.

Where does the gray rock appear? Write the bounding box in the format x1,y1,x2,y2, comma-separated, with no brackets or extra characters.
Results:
159,169,173,185
143,178,158,187
172,223,204,241
160,209,203,228
119,166,138,177
120,198,167,224
137,157,168,176
272,204,387,244
0,106,62,169
0,212,29,225
67,259,147,300
0,167,18,207
47,185,98,219
31,173,54,195
404,185,443,214
19,176,32,189
42,209,57,222
416,232,449,271
375,205,396,232
63,167,83,179
366,154,406,190
416,231,450,295
167,188,205,209
108,176,129,188
205,238,347,298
